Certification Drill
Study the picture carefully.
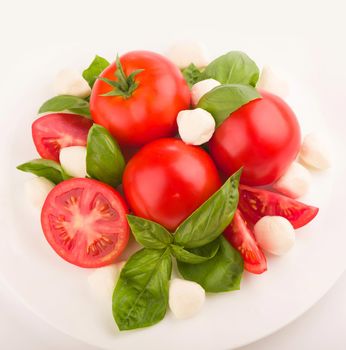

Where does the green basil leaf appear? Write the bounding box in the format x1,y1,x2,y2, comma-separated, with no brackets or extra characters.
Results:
170,240,219,264
113,248,172,331
38,95,91,118
127,215,173,249
177,236,243,293
203,51,259,86
174,169,241,249
181,63,203,88
82,55,110,88
197,84,260,126
86,124,125,187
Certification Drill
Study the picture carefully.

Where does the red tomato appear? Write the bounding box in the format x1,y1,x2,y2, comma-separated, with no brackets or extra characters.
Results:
238,185,319,229
209,91,301,186
123,138,221,231
41,178,129,268
224,210,267,274
90,51,190,147
32,113,93,162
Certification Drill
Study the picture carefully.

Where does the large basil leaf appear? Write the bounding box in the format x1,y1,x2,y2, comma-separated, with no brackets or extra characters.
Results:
181,63,203,88
177,236,243,293
86,124,125,187
127,215,173,249
112,248,172,331
82,55,110,88
197,84,260,126
203,51,259,86
173,169,241,248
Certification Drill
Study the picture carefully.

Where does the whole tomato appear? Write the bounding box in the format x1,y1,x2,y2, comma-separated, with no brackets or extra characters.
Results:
90,51,190,147
209,91,301,186
123,138,222,231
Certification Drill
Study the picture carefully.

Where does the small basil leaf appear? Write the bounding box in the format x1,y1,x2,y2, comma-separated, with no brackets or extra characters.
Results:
177,236,243,293
203,51,259,86
197,84,260,126
82,55,110,88
181,63,203,88
174,169,241,249
127,215,173,249
86,124,125,187
113,248,172,331
38,95,91,118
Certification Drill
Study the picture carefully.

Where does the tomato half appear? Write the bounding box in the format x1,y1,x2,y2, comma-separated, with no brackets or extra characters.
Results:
41,178,129,268
123,138,222,231
90,51,190,147
32,113,93,162
209,91,301,186
238,185,319,229
224,210,267,274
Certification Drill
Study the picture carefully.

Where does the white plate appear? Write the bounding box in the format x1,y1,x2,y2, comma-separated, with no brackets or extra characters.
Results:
0,41,345,350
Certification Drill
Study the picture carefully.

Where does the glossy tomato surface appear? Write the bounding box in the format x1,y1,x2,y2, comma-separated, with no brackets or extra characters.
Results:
90,51,190,147
209,91,301,186
123,138,222,231
41,178,129,268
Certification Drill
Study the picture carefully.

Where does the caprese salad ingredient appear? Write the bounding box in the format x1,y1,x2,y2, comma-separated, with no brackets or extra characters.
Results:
60,146,87,178
256,65,289,98
191,78,220,106
54,69,91,98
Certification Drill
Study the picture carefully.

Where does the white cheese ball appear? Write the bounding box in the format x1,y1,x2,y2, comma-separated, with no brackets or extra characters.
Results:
273,162,311,199
54,69,91,98
191,79,220,106
60,146,87,178
169,278,205,319
25,177,55,209
254,216,295,256
257,65,289,98
299,133,331,170
177,108,215,145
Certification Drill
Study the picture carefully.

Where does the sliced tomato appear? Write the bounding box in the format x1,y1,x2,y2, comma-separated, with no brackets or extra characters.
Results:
32,113,93,162
41,178,129,268
238,185,319,229
224,210,267,274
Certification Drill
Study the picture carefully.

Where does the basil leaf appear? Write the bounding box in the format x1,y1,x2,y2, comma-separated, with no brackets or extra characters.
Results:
38,95,91,118
17,159,66,184
177,236,243,293
127,215,173,249
83,55,110,88
197,84,260,127
113,248,172,331
203,51,259,86
170,240,219,264
86,124,125,187
181,63,203,88
174,169,241,248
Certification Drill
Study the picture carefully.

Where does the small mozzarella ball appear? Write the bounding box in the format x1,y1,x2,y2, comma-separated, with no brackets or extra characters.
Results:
25,177,55,209
191,79,220,106
54,69,91,98
254,216,295,256
257,65,289,98
177,108,215,145
273,162,311,199
169,278,205,319
60,146,87,178
299,133,331,170
165,42,209,68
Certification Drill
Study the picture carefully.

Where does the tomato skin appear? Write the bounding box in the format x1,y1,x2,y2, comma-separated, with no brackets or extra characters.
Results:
90,51,190,147
123,138,222,231
209,91,301,186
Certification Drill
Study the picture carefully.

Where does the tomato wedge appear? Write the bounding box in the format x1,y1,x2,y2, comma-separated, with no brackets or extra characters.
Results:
224,210,267,274
41,178,129,268
32,113,93,162
238,185,319,229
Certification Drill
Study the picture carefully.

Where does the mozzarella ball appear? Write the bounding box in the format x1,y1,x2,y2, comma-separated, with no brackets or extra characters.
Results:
25,177,55,209
256,65,289,98
273,162,311,199
177,108,215,145
299,133,331,170
165,42,209,68
191,79,220,106
169,278,205,319
60,146,87,178
254,216,295,256
54,69,91,98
